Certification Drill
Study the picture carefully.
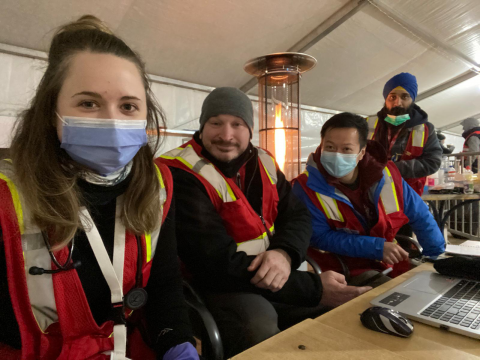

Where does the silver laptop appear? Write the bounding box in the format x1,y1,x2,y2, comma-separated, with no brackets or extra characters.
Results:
371,271,480,339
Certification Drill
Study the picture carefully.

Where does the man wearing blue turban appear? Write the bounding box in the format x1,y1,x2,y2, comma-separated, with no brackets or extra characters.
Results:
366,72,442,196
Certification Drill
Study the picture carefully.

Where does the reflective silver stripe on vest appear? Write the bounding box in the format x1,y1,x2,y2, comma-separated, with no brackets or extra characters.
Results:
0,160,166,332
258,148,277,184
411,124,425,148
305,154,399,220
162,145,237,202
162,145,278,256
162,145,278,201
380,167,400,214
0,160,57,332
236,224,274,256
146,163,167,262
305,154,344,222
316,192,344,222
237,240,268,256
366,116,378,141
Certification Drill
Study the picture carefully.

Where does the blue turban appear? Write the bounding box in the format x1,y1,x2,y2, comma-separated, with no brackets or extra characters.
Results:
383,72,418,101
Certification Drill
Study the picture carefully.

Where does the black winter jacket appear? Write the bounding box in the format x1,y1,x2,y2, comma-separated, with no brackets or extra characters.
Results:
375,104,442,179
170,133,322,307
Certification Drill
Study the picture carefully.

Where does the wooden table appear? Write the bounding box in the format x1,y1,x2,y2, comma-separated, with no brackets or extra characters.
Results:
422,194,480,201
232,263,480,360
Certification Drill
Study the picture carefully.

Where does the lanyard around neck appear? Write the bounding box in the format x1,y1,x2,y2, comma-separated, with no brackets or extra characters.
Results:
80,198,130,360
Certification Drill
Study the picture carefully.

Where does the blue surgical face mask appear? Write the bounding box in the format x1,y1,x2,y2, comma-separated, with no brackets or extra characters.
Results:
320,151,359,178
385,114,410,126
58,114,148,175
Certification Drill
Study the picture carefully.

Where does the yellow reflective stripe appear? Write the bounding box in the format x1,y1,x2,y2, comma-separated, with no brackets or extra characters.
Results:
145,232,152,263
263,163,274,184
162,155,193,169
411,125,426,148
215,189,224,200
366,117,378,140
316,193,331,219
257,149,277,184
304,167,344,222
226,185,236,201
160,146,194,169
154,164,165,189
236,225,274,245
384,167,400,212
163,145,237,202
0,172,24,234
316,193,344,222
333,199,344,223
147,161,166,263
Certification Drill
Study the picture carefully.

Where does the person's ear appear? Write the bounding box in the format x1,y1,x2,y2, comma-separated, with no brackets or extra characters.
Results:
358,146,366,161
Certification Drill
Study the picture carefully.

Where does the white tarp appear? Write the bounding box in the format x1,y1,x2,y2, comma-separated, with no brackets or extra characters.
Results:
0,0,478,148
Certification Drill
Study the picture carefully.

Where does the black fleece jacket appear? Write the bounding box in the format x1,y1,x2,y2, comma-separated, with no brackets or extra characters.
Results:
375,104,442,179
0,175,194,358
170,133,322,307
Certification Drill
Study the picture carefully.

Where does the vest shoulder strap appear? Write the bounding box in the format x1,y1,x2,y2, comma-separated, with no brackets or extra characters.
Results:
380,165,401,215
366,116,378,140
0,159,27,234
411,124,426,148
161,144,237,202
162,144,279,203
153,159,171,222
302,170,344,222
257,148,278,185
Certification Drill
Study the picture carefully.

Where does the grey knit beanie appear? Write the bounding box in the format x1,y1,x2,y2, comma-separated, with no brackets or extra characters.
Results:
199,87,253,136
462,117,480,131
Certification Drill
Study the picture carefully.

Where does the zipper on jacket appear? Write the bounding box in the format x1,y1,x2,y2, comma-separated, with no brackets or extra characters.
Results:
259,200,273,240
236,172,242,191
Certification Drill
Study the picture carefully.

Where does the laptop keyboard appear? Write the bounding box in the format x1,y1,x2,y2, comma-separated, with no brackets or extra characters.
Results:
420,280,480,329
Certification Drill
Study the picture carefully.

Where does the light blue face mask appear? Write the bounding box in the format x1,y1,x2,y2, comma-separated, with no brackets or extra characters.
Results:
58,115,148,175
384,114,410,126
320,151,359,178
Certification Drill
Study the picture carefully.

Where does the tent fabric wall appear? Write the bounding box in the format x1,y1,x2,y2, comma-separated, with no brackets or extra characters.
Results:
0,49,341,161
0,0,478,146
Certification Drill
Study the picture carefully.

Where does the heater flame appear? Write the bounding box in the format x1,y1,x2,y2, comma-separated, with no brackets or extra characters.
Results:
275,103,286,172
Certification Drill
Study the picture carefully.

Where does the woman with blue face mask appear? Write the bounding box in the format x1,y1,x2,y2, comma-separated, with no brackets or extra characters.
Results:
0,15,198,360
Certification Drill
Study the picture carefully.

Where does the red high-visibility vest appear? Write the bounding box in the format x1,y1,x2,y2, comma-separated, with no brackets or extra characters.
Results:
0,159,172,359
294,160,409,277
367,116,428,195
161,139,279,256
463,130,480,152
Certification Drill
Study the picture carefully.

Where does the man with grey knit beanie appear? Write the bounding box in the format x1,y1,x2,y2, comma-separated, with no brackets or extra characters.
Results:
161,87,368,358
198,87,254,138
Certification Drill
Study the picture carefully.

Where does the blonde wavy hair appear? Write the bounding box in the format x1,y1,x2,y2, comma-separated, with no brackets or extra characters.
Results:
10,15,166,248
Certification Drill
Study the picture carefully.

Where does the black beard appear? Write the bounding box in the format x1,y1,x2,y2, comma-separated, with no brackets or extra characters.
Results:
385,103,413,116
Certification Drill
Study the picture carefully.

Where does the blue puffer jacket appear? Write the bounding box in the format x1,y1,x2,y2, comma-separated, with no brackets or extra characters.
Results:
292,147,445,261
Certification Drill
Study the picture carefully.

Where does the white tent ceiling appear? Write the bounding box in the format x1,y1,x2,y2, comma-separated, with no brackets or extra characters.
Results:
0,0,478,134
